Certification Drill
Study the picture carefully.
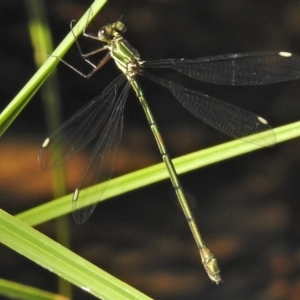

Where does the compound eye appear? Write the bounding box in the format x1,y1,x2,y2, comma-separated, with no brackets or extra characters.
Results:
115,21,126,33
98,28,107,41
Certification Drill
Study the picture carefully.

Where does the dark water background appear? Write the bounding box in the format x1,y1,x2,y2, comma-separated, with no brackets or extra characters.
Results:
0,0,300,299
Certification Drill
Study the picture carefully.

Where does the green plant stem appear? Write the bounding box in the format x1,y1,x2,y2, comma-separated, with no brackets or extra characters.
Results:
0,0,107,137
17,121,300,227
0,209,152,300
0,278,69,300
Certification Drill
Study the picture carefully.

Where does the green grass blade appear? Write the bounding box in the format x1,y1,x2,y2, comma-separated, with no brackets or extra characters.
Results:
0,0,107,137
25,0,72,296
0,209,152,300
17,121,300,227
0,278,69,300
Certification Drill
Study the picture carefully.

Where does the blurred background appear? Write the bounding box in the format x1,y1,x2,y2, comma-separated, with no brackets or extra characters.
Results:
1,0,300,299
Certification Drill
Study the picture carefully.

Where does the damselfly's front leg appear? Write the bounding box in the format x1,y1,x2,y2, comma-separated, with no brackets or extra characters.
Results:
70,19,109,69
49,20,112,79
49,51,111,79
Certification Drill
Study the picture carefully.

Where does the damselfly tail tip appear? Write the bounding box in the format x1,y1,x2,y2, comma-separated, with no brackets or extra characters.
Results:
199,246,222,284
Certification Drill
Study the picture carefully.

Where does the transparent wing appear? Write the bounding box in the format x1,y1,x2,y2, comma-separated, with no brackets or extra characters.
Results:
142,72,275,147
39,74,126,171
143,52,300,85
72,81,130,224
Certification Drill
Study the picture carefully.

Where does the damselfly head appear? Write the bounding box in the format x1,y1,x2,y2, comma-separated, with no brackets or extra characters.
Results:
98,21,126,43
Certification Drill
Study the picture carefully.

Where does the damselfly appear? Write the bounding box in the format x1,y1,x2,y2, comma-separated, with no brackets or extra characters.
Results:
39,11,300,283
